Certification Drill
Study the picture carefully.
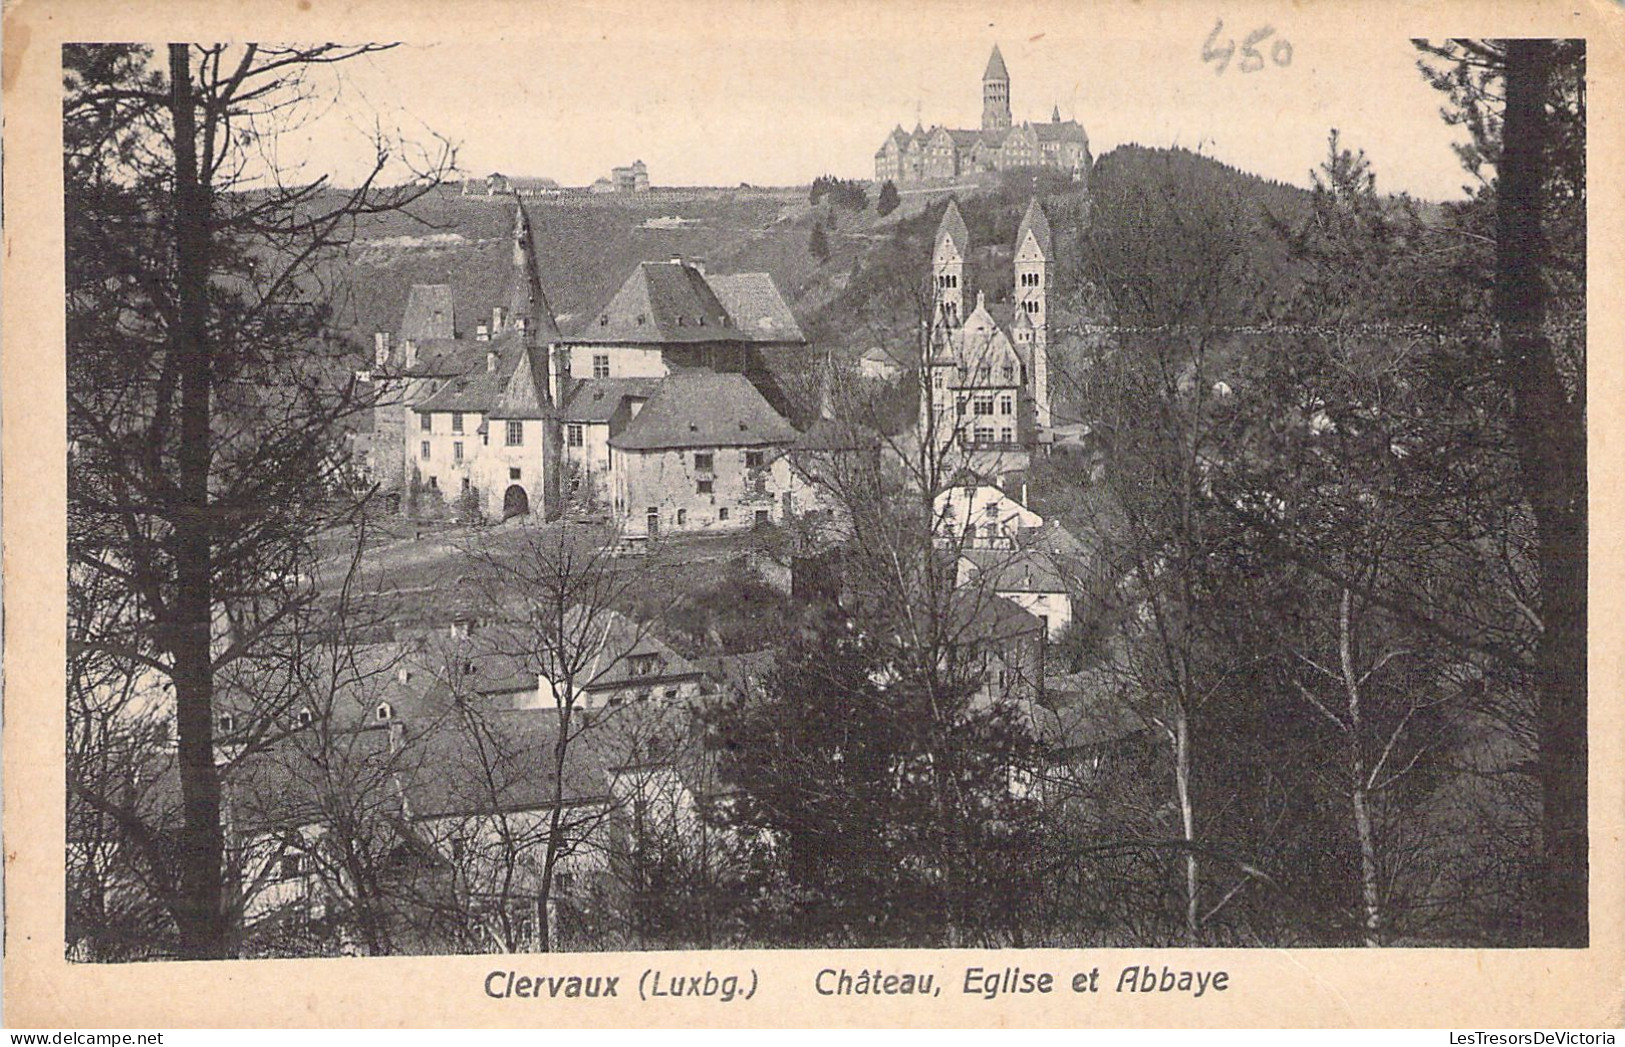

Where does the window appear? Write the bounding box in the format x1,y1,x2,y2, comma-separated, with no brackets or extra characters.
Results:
297,708,313,727
745,450,764,468
933,371,944,389
453,441,464,462
999,395,1014,415
218,713,235,735
567,424,584,448
506,421,523,446
375,702,394,722
719,507,729,522
420,413,432,431
592,354,610,379
974,425,995,443
421,441,431,460
664,688,679,700
974,396,995,415
697,478,713,495
598,314,609,327
755,509,770,526
694,452,714,471
451,411,464,433
427,476,438,490
628,653,658,677
676,508,687,525
279,853,303,880
1001,426,1013,443
1003,363,1015,381
461,476,470,492
509,467,521,480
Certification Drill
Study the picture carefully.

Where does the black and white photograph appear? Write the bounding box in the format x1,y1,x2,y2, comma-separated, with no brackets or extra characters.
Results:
7,0,1619,1028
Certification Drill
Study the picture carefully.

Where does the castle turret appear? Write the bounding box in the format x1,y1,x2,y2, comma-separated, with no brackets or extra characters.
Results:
1014,197,1051,428
982,45,1011,132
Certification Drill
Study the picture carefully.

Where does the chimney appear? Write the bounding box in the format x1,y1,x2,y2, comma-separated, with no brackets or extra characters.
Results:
374,331,392,367
492,306,506,331
404,339,418,369
487,350,498,373
476,323,489,342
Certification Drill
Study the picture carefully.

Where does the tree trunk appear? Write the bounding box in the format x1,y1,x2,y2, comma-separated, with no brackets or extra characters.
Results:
167,43,228,960
1497,39,1588,947
1340,590,1382,946
1173,707,1199,942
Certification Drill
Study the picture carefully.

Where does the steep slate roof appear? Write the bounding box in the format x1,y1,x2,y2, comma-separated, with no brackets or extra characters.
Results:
401,285,456,341
706,272,806,342
609,372,799,451
1033,118,1090,147
934,198,970,257
565,606,704,694
507,202,562,342
488,347,550,420
962,548,1069,594
575,261,732,344
984,44,1009,81
415,333,529,414
559,377,662,424
1017,197,1053,257
570,262,804,346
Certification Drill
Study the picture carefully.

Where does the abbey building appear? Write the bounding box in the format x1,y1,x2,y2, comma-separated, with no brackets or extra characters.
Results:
875,45,1091,185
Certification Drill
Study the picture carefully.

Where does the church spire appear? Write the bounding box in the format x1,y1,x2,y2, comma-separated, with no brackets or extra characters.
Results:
506,200,560,343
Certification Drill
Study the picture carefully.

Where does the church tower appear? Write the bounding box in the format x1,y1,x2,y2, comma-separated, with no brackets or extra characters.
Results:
1014,197,1051,428
982,45,1011,132
932,198,969,328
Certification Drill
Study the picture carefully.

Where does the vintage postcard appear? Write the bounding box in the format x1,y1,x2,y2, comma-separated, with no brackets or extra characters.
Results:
4,0,1623,1029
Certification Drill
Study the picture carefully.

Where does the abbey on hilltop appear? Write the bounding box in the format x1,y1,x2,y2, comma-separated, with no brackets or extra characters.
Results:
875,45,1091,185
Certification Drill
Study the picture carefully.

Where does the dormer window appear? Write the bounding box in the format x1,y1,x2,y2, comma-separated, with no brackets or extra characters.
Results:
676,316,685,327
298,708,314,728
599,314,609,326
375,702,394,723
218,713,235,735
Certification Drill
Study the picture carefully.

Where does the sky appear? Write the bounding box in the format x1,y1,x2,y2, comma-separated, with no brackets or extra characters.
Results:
275,2,1477,201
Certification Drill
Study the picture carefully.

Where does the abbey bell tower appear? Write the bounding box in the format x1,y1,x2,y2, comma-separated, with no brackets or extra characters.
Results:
982,44,1011,132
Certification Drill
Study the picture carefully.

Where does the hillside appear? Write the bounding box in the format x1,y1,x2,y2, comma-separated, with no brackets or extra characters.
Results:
323,187,826,345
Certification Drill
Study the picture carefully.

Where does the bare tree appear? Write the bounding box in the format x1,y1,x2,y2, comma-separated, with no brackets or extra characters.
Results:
66,43,454,958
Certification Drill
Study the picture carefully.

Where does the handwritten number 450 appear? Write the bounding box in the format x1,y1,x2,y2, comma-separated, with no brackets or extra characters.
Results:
1204,20,1292,74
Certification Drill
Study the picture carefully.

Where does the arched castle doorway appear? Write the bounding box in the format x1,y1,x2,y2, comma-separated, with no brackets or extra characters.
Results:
502,484,530,519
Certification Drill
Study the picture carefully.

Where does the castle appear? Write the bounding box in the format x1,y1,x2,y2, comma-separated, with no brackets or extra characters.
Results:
919,195,1053,481
875,45,1091,186
369,201,826,537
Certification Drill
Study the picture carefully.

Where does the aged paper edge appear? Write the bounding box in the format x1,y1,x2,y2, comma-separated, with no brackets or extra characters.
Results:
5,0,1624,1029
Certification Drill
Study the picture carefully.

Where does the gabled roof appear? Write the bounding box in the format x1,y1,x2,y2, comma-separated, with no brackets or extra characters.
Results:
609,373,798,451
488,346,550,420
565,606,704,693
559,377,662,424
934,198,970,258
984,44,1009,81
946,127,985,148
401,285,456,341
1033,118,1089,147
962,548,1069,594
706,272,806,342
415,332,526,414
1017,197,1053,257
572,261,732,344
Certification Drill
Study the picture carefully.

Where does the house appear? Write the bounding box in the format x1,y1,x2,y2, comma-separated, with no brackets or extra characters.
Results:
933,483,1044,548
958,547,1072,638
608,373,800,537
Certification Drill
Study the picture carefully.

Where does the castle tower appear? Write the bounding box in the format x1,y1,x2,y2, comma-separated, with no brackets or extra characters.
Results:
982,45,1011,132
1014,197,1052,428
932,198,969,328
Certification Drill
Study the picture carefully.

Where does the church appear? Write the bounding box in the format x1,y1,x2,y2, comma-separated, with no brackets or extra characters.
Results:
875,45,1091,185
918,195,1054,483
